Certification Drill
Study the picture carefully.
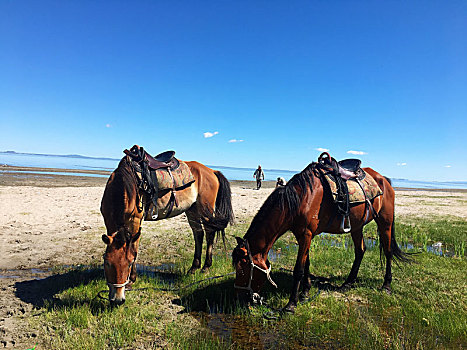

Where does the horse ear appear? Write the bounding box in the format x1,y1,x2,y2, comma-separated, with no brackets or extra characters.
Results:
235,237,244,245
102,234,112,245
131,228,141,243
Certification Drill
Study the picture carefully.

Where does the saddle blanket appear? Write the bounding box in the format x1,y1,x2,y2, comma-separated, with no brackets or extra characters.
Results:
323,170,383,204
156,160,195,191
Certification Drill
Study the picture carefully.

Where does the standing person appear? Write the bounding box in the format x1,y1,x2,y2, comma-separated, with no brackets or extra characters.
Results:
276,176,286,188
253,165,265,189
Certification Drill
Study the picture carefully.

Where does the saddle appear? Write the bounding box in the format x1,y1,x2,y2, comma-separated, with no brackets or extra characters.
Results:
125,147,180,171
337,159,362,180
123,145,194,220
317,152,381,233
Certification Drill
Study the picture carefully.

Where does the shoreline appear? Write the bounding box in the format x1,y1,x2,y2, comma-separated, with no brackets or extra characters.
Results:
1,164,466,192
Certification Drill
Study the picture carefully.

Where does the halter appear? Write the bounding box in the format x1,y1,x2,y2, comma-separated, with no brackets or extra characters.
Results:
233,239,277,301
103,254,135,289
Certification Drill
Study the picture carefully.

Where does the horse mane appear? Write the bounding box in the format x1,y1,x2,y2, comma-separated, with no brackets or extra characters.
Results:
244,162,317,240
108,157,138,229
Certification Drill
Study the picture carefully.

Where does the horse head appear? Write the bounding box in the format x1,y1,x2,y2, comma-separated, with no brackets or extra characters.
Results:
232,237,275,304
102,227,141,305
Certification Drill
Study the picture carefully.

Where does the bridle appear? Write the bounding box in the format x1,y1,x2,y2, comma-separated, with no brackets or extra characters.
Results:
103,254,136,289
233,239,277,303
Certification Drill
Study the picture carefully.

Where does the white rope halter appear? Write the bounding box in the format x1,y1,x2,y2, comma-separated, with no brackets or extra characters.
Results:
234,259,277,293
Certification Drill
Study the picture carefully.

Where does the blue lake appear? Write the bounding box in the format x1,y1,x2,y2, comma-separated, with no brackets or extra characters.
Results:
1,152,466,189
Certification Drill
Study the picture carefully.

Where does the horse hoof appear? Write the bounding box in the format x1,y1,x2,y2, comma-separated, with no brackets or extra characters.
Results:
380,286,392,295
201,267,210,273
187,267,199,274
281,305,296,314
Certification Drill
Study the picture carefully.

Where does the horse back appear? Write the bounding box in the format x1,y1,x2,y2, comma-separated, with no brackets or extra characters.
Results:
362,167,394,197
362,167,395,218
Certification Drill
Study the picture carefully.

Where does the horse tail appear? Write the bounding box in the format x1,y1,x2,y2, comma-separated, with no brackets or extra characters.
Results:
387,217,414,263
379,176,414,264
384,176,392,186
215,171,235,224
202,171,234,240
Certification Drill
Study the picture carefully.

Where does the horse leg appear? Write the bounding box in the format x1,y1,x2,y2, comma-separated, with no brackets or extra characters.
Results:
378,221,393,294
201,228,216,273
129,241,139,286
299,252,312,301
341,228,366,290
186,208,204,274
284,229,312,313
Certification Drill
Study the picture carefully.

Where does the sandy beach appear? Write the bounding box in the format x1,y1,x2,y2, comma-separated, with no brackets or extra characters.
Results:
0,168,466,347
1,168,466,271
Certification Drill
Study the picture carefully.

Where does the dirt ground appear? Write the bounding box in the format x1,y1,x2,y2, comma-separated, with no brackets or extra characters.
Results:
0,169,466,347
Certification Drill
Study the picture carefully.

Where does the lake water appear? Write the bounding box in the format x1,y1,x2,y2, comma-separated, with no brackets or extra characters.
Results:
1,152,466,189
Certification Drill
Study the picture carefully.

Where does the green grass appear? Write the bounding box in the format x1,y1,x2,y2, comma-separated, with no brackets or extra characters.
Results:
30,216,466,349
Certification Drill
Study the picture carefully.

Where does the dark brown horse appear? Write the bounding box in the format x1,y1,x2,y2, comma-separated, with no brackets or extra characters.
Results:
101,150,234,305
232,162,411,313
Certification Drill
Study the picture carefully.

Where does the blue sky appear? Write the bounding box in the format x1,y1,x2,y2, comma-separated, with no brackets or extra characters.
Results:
0,1,466,181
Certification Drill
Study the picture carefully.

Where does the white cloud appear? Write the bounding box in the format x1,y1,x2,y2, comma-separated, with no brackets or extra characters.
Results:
444,165,452,168
397,162,407,166
105,124,111,128
315,147,329,152
347,150,367,155
203,131,219,138
228,139,244,143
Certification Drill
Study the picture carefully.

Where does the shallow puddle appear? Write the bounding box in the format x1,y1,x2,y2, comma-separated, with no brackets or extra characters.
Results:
0,263,178,282
268,234,457,261
0,268,51,279
192,312,282,349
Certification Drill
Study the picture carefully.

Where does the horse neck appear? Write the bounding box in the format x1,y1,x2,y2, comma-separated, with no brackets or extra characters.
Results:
245,208,291,264
244,165,317,263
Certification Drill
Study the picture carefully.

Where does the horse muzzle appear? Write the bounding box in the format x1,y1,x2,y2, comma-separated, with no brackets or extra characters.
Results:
108,285,126,306
110,297,126,306
236,290,264,306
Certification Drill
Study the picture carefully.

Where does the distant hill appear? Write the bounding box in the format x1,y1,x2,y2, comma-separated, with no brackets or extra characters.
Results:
0,150,119,161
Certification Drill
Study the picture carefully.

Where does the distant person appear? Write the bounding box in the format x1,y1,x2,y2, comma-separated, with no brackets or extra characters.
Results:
276,177,286,188
253,165,265,189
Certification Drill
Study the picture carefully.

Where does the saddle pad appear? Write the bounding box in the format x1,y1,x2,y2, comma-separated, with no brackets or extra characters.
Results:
156,160,195,191
323,170,383,204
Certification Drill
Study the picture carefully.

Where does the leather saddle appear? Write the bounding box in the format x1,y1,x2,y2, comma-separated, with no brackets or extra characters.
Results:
146,150,179,171
337,159,363,180
124,146,179,171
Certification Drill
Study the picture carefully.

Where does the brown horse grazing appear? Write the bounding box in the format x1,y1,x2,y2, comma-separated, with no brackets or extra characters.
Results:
101,150,234,305
232,161,411,313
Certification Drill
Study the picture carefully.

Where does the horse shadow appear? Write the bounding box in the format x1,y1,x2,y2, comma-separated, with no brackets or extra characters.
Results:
15,268,105,312
15,266,181,314
177,270,382,314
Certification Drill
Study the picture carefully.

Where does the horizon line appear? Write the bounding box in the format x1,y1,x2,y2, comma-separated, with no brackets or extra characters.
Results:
1,150,466,184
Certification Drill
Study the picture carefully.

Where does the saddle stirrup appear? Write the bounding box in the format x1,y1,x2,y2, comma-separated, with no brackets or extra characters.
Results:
340,215,351,233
